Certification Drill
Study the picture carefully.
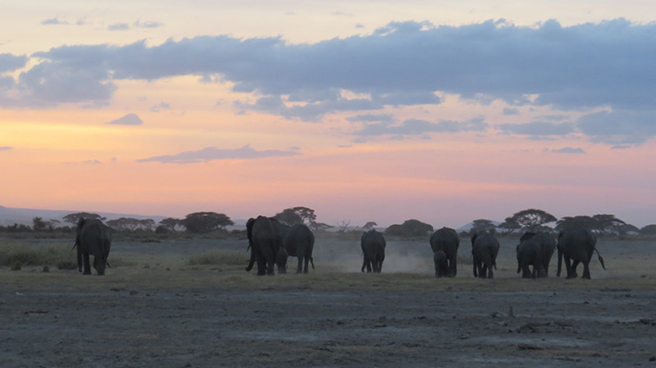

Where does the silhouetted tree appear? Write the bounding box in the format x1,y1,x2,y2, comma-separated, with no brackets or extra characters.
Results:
32,217,47,232
384,219,433,237
63,212,105,225
274,206,317,226
274,209,303,225
106,218,156,232
181,212,234,233
470,219,496,234
592,214,626,235
556,215,596,231
640,224,656,235
362,222,378,231
508,209,557,231
159,218,181,232
497,217,521,234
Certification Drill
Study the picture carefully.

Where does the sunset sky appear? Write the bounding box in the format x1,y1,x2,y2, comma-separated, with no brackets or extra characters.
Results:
1,0,656,228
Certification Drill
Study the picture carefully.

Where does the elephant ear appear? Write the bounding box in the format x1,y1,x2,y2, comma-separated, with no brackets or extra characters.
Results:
246,218,256,241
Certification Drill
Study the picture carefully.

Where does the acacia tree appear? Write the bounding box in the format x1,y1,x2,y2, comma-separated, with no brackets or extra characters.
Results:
159,218,181,232
508,209,557,231
384,219,434,237
63,212,105,225
274,206,317,226
106,218,156,232
470,219,496,234
32,217,47,232
592,214,626,235
362,222,378,231
497,217,521,234
181,212,234,233
274,209,303,225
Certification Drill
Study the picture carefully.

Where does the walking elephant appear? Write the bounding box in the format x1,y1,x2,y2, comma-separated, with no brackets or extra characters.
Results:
516,238,544,279
471,231,500,279
557,227,606,279
518,232,556,277
361,229,386,273
276,224,315,274
245,216,283,276
429,227,460,277
74,218,112,275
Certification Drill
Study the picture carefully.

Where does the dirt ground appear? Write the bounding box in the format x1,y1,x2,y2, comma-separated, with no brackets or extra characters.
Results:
1,236,656,367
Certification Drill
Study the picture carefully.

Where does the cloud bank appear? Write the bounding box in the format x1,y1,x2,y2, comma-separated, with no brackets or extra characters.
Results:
1,18,655,144
137,144,301,164
105,113,143,126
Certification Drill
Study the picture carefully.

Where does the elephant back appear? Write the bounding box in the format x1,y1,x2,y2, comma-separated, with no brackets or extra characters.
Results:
430,227,459,253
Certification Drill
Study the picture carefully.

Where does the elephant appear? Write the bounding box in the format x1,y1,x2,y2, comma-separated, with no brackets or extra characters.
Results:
429,227,460,277
471,231,500,279
516,238,544,279
245,216,283,276
361,229,386,273
74,218,112,275
276,224,315,274
433,250,448,278
518,232,556,277
557,227,606,279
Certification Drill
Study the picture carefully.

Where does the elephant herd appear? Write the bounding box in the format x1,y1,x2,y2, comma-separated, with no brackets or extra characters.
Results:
427,226,605,280
71,215,605,279
363,226,605,280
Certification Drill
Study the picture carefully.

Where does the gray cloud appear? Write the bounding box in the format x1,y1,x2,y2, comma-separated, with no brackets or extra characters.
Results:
0,53,28,74
497,121,575,136
134,20,163,28
150,102,170,112
1,18,655,145
0,146,12,151
577,109,656,146
354,116,488,137
137,144,301,164
346,114,395,123
108,23,130,31
551,147,585,154
503,108,519,115
105,113,143,126
41,18,69,25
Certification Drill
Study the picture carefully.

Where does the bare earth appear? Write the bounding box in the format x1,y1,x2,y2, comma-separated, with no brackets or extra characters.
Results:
1,236,655,367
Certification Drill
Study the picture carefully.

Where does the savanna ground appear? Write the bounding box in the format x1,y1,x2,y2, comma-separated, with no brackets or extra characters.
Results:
1,233,656,367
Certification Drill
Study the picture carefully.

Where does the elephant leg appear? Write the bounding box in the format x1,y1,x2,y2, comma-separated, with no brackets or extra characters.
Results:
297,257,303,274
564,257,575,279
256,251,267,276
82,253,91,275
487,264,494,279
450,257,457,277
77,248,83,273
303,257,310,274
570,260,580,279
582,262,591,279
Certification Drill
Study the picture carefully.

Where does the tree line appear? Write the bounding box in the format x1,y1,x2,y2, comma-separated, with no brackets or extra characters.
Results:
2,207,655,238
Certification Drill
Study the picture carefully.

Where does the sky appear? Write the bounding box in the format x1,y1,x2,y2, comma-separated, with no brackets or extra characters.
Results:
1,0,656,228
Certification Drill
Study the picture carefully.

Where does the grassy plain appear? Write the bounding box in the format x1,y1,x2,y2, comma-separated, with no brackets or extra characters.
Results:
1,233,655,367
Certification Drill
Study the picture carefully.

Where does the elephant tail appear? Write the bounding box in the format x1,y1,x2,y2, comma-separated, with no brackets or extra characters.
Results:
310,257,315,270
595,248,606,270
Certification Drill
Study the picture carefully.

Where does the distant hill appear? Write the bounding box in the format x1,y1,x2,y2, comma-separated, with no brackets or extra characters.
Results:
456,220,501,233
0,205,166,227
